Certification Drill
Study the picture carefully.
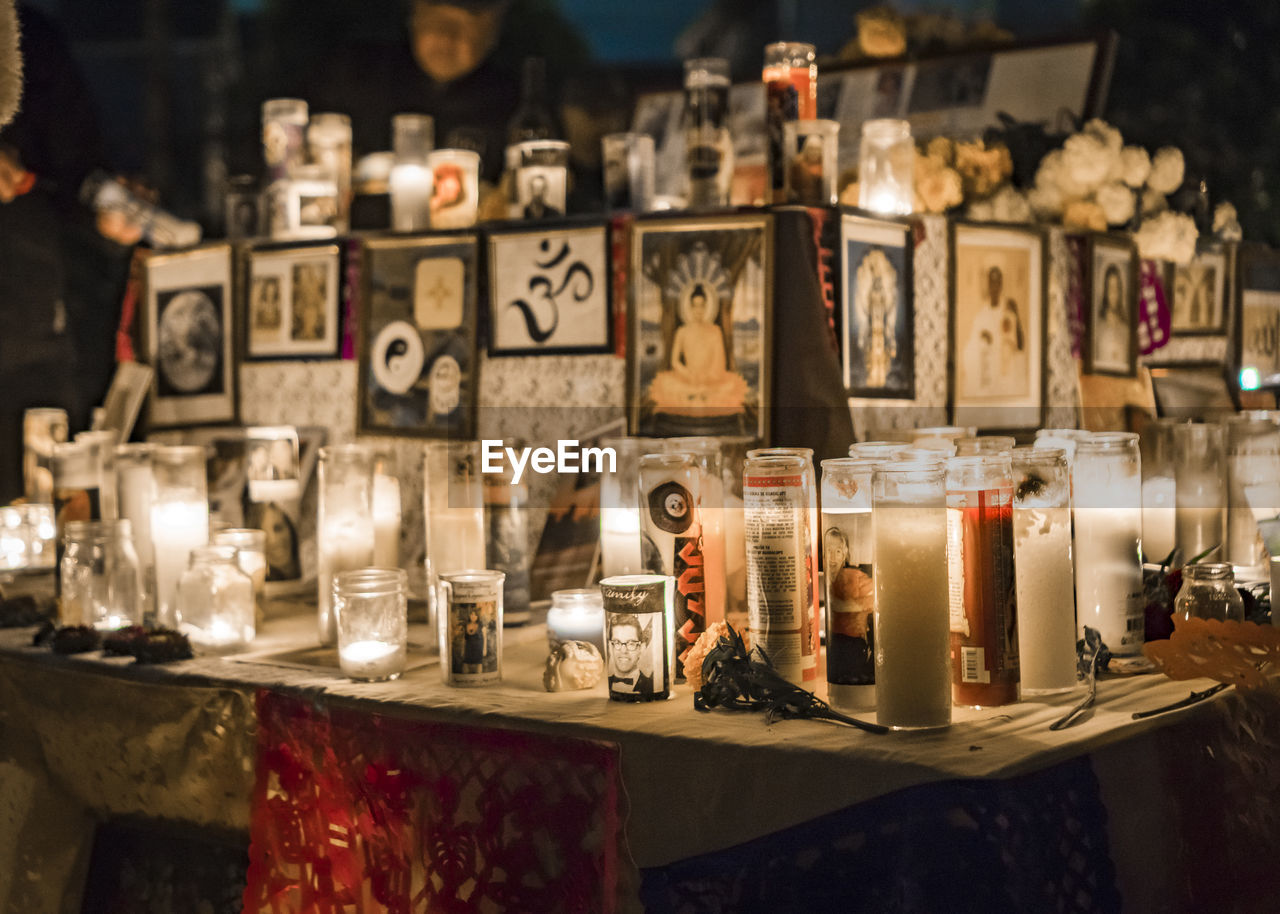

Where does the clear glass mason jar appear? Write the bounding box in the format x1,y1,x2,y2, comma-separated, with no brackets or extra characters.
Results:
212,528,268,630
177,544,255,653
858,118,914,215
334,567,408,681
1174,562,1245,622
60,519,142,629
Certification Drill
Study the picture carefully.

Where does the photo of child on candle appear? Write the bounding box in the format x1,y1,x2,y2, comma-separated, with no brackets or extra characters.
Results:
606,612,654,697
451,599,498,675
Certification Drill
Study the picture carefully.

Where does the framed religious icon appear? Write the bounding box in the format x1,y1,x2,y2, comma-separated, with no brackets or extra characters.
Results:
949,222,1046,430
1170,247,1229,336
1083,234,1138,377
487,223,611,355
840,213,914,399
142,244,236,428
357,235,479,439
244,243,342,359
628,213,773,440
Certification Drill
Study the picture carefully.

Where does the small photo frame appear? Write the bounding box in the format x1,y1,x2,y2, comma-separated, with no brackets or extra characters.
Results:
949,222,1046,430
94,361,154,442
487,223,611,355
628,213,773,440
1236,243,1280,387
244,244,341,359
357,235,479,439
1084,234,1138,377
143,244,235,428
1170,247,1229,336
840,212,914,399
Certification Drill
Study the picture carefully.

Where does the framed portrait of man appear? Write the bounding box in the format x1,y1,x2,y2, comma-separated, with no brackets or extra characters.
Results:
1170,247,1229,336
840,213,914,400
628,213,773,440
949,223,1046,430
1084,235,1138,377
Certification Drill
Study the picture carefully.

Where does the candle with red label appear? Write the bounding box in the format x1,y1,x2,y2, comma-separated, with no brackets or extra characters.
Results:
763,42,817,201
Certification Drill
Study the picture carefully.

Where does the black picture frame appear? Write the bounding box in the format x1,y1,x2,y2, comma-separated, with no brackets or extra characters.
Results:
839,210,915,400
1169,244,1230,337
1234,242,1280,389
1083,233,1139,377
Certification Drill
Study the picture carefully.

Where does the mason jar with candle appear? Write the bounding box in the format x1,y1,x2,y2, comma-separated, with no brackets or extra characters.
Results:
318,444,376,645
424,441,485,626
23,407,68,503
1174,563,1245,622
150,445,209,629
663,437,727,627
212,528,267,630
390,113,435,231
307,112,352,232
53,440,105,596
683,57,733,209
912,426,971,453
177,544,254,653
1173,423,1226,562
547,588,606,654
821,457,879,712
1139,418,1185,564
1011,447,1078,693
334,568,409,681
438,569,504,686
763,41,817,201
599,438,659,578
872,460,951,729
858,119,914,215
60,519,142,630
1224,416,1280,570
115,444,157,622
1073,433,1145,655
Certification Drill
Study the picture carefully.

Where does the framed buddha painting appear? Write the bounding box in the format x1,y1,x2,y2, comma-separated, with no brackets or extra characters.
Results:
627,214,773,440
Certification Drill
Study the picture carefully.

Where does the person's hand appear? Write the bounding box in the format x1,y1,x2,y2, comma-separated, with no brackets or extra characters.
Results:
94,174,154,245
0,145,30,202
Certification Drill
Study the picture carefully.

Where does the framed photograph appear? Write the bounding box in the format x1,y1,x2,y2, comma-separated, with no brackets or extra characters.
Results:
245,244,341,359
628,213,773,440
1084,235,1138,377
93,361,154,442
949,222,1046,430
487,224,611,355
142,245,235,428
1148,362,1238,420
840,213,914,399
1236,243,1280,386
357,235,479,438
1170,248,1229,336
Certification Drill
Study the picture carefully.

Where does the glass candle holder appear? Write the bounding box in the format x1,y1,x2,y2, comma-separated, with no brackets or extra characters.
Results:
390,113,435,231
308,112,352,233
683,57,733,209
858,119,914,215
261,98,308,183
599,438,659,578
212,528,267,630
638,453,705,681
426,149,481,228
1173,423,1226,562
1073,433,1144,655
512,139,570,219
438,569,504,686
849,441,913,459
1034,428,1092,464
1174,562,1244,623
663,437,727,627
334,568,409,681
1224,416,1280,569
954,436,1017,456
23,407,68,503
872,461,951,730
318,444,376,645
783,119,839,206
114,444,157,622
547,588,606,654
484,455,531,626
372,452,402,570
1139,418,1184,564
150,445,209,629
52,440,105,595
1010,447,1078,694
600,574,674,702
602,132,656,213
820,457,879,712
719,436,757,634
177,544,254,653
743,454,818,685
75,430,119,520
763,41,817,200
60,519,141,630
946,454,1019,708
424,441,485,626
912,426,971,452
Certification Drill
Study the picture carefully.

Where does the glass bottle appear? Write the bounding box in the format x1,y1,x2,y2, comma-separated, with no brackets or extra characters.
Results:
212,528,267,631
317,445,376,645
334,568,408,681
1173,423,1226,562
150,445,210,629
60,519,142,630
683,57,733,208
872,460,951,730
1224,416,1280,569
858,119,914,215
506,56,559,146
1174,563,1245,622
177,544,255,653
1073,433,1144,655
820,457,879,712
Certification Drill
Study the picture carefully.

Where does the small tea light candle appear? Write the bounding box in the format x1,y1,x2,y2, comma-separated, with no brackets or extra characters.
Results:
339,639,406,681
547,588,606,653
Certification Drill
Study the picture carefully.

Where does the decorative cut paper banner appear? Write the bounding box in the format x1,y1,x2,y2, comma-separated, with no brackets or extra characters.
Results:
1137,258,1172,356
243,689,625,914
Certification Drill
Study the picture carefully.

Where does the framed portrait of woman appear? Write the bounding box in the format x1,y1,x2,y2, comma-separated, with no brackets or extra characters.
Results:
1084,234,1139,377
840,213,914,399
949,222,1046,430
627,213,773,440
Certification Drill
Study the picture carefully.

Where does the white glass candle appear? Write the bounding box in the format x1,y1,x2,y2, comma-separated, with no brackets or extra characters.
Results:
424,441,485,625
317,445,376,645
115,444,156,620
307,112,352,232
1073,433,1145,655
872,461,951,730
1139,418,1182,563
212,528,267,629
1173,423,1225,562
600,574,674,702
547,588,606,653
334,568,408,681
373,472,402,569
177,544,254,652
390,113,434,231
858,118,914,215
599,438,658,577
261,98,308,182
150,446,209,629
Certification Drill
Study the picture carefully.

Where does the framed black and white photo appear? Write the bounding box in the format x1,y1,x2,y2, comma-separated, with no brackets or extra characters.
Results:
357,235,479,438
245,244,341,359
840,213,914,400
949,222,1046,430
1170,247,1229,336
1084,234,1138,377
143,245,235,428
628,213,772,440
93,361,153,442
487,224,611,355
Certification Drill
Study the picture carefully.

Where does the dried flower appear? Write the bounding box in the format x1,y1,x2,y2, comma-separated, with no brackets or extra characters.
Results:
1082,118,1123,152
1147,147,1185,195
1213,201,1243,241
857,5,907,58
1118,146,1151,189
1027,180,1066,219
988,184,1033,223
1135,210,1199,265
1096,182,1136,226
1032,149,1090,209
1061,131,1118,194
966,198,994,222
954,139,1013,198
1142,189,1169,216
925,135,955,166
684,621,749,692
1063,199,1108,232
914,151,963,213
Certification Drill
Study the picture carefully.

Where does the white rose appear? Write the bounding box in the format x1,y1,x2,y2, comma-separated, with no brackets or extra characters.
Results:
1096,182,1135,226
966,199,995,222
1147,147,1185,195
1142,190,1168,216
990,184,1033,223
1062,133,1114,193
1082,118,1123,152
1034,149,1089,205
1119,147,1151,188
1135,211,1198,265
1213,201,1243,241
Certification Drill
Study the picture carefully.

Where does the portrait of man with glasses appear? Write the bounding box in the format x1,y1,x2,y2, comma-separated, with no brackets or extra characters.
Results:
606,613,654,698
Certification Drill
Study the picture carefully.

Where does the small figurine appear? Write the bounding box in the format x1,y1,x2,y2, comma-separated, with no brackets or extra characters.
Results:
543,640,604,692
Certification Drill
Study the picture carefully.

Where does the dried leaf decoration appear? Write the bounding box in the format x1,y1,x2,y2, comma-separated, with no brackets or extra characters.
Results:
1143,616,1280,690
